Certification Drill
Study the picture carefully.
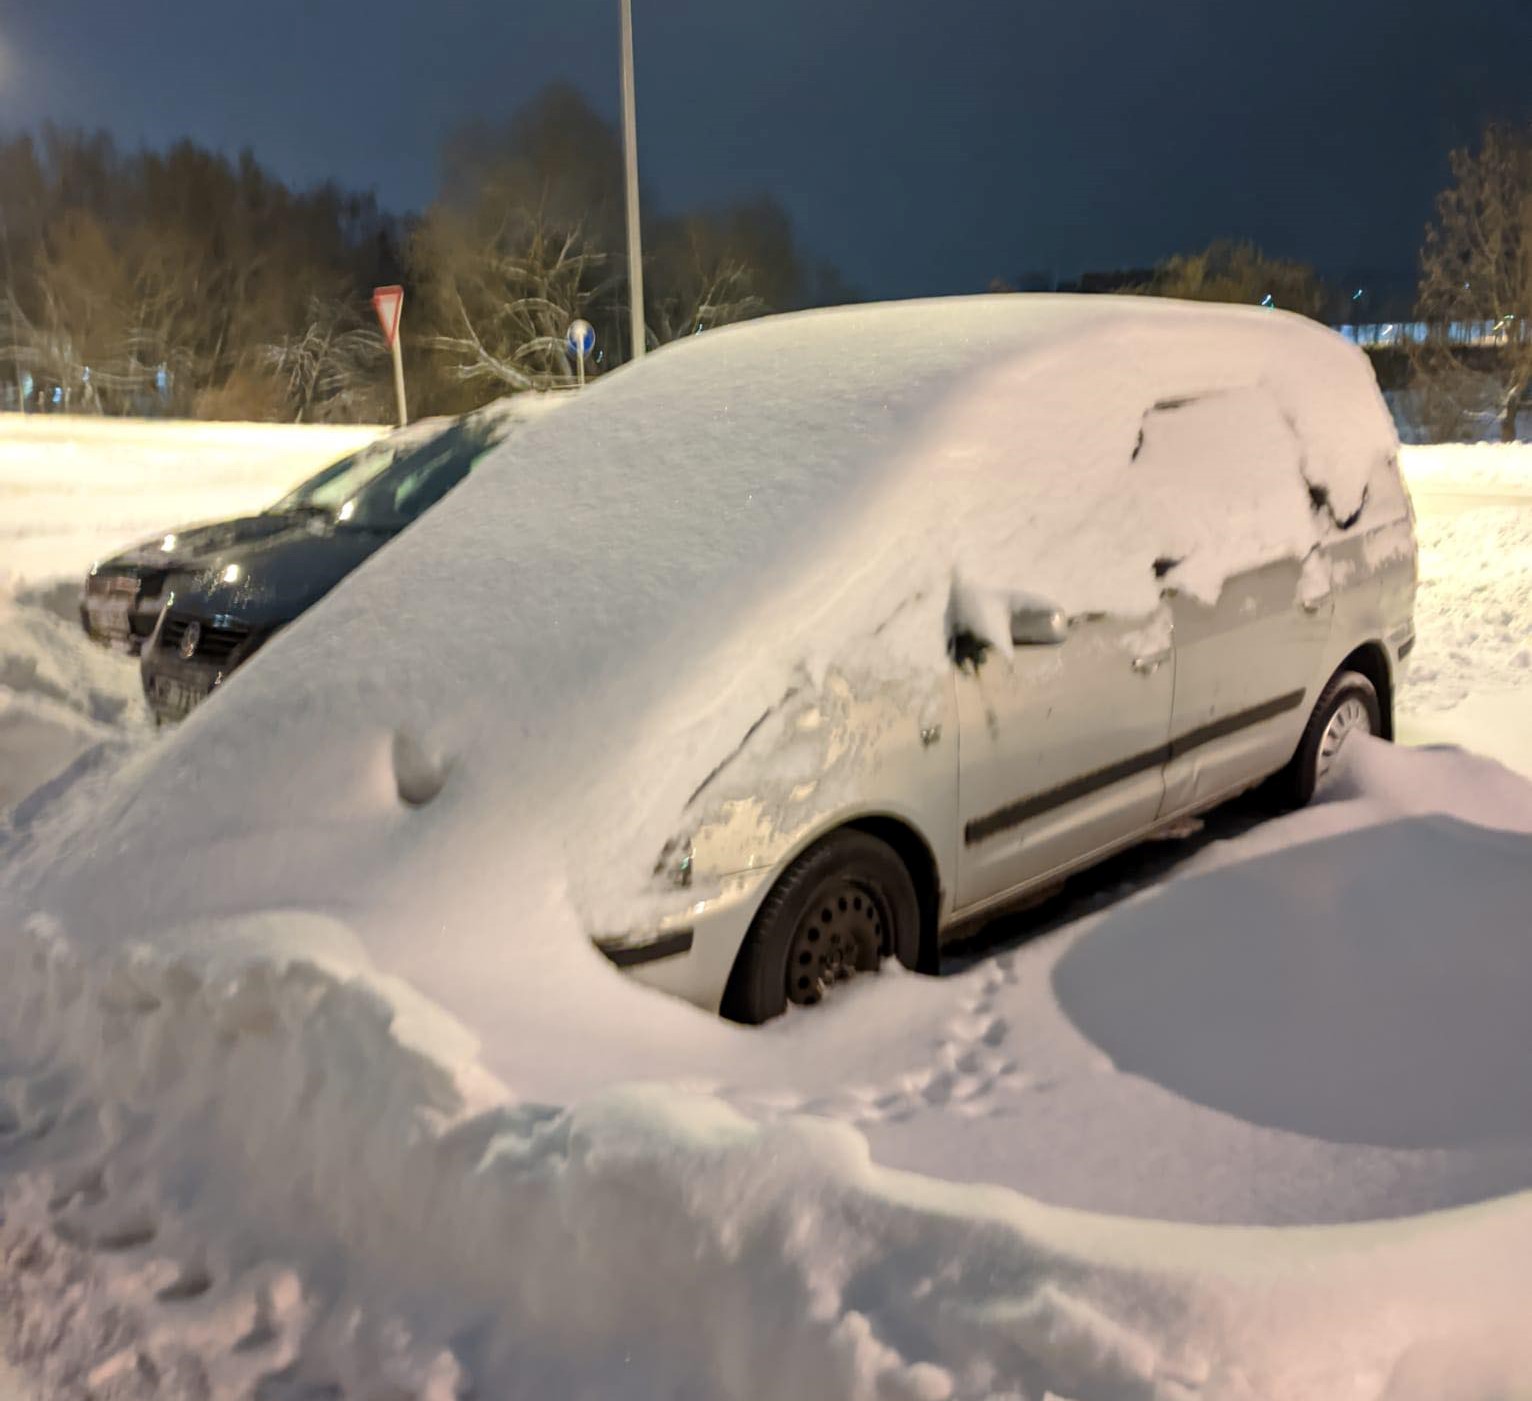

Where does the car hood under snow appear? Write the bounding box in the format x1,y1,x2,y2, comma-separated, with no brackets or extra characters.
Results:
160,520,404,631
4,294,1405,1053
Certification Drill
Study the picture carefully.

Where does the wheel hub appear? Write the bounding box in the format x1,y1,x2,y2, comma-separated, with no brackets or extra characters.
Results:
785,878,888,1006
1318,695,1373,780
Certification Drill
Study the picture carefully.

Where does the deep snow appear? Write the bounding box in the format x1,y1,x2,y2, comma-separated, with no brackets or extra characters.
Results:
1,319,1531,1398
3,740,1532,1401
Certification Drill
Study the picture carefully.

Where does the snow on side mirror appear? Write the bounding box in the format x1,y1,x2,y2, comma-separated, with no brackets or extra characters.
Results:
1010,606,1068,646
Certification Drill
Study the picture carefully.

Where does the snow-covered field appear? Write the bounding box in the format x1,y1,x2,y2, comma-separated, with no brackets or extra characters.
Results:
1,393,1531,1399
0,413,383,593
1394,444,1532,779
0,414,384,814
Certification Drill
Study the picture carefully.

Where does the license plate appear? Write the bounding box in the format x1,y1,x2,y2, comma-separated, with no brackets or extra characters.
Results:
151,675,209,722
86,597,133,640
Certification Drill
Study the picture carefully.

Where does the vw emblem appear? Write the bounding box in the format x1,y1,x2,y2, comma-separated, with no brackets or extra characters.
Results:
178,620,201,660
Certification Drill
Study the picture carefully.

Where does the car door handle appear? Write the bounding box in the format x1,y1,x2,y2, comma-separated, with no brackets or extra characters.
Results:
1300,593,1332,614
1132,650,1172,674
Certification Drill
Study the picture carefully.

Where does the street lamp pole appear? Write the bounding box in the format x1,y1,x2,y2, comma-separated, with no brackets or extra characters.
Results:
619,0,645,361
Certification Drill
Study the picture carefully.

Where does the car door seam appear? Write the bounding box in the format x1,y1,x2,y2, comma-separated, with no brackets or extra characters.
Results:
963,687,1306,846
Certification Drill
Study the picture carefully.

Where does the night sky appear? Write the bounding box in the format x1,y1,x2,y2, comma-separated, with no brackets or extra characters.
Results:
2,0,1530,298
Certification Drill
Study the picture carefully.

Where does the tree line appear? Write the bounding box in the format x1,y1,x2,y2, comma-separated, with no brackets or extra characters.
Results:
1051,120,1532,443
0,83,847,423
3,87,1527,440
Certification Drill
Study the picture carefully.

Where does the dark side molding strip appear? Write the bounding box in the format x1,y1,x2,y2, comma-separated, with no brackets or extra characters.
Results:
596,929,695,967
964,688,1306,846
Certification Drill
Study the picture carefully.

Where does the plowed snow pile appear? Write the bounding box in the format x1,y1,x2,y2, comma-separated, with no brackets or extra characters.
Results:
3,301,1532,1399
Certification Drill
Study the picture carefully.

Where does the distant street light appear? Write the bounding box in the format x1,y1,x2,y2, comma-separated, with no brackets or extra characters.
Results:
619,0,645,362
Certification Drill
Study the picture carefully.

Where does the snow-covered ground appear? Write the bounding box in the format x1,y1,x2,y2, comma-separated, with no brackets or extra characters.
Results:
1395,444,1532,779
0,413,383,593
0,414,384,814
1,394,1531,1399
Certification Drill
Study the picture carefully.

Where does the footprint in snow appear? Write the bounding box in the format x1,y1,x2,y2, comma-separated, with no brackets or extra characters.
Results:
155,1261,214,1303
47,1163,106,1212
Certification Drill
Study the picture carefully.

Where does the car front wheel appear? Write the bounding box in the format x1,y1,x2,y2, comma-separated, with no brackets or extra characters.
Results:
721,831,920,1025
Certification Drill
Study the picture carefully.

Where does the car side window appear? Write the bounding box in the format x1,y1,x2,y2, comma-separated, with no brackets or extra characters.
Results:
1126,385,1316,596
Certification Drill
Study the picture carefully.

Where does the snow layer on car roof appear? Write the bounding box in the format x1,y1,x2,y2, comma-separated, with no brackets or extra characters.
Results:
6,295,1402,1046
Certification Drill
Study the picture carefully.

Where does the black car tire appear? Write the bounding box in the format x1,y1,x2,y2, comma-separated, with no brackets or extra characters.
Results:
721,831,920,1026
1269,668,1382,809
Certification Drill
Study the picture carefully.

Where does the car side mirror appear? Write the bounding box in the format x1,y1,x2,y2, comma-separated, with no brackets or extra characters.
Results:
1010,605,1068,646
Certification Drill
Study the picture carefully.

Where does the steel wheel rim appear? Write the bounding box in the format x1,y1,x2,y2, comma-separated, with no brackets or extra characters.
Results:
1317,695,1372,780
785,876,890,1006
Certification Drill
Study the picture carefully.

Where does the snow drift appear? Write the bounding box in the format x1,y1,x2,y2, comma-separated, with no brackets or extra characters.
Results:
3,741,1532,1399
18,298,1532,1399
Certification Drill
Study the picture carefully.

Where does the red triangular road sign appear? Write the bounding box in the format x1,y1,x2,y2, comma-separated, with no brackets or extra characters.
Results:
372,285,404,348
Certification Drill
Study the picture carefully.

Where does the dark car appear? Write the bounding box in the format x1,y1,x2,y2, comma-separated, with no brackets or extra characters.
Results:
80,418,457,651
138,403,526,723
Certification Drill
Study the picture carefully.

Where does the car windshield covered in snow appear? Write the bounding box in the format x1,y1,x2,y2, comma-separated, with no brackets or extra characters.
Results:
267,418,500,530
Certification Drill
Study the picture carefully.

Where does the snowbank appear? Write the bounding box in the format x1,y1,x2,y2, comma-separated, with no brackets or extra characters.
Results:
0,413,383,593
1056,811,1532,1149
3,740,1532,1399
0,584,149,814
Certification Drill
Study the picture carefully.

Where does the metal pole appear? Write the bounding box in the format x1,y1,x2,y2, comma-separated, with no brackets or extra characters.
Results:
619,0,645,361
390,337,408,426
577,349,587,389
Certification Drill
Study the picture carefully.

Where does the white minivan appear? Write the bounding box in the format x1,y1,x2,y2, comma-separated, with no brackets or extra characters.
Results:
589,297,1418,1022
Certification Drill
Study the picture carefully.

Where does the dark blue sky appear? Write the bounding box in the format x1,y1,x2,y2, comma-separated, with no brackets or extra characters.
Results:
2,0,1529,297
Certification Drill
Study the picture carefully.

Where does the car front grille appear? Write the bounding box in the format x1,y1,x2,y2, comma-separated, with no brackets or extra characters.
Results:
159,613,251,666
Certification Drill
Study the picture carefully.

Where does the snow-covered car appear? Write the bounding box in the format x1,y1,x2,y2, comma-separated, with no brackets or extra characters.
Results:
21,296,1416,1031
79,417,458,653
137,400,536,723
588,300,1417,1022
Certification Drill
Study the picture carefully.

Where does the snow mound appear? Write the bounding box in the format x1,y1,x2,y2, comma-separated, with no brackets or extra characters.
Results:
0,590,148,815
5,796,1532,1399
1055,810,1532,1150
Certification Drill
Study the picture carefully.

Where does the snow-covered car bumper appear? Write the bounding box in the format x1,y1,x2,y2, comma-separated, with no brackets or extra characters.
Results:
591,866,775,1012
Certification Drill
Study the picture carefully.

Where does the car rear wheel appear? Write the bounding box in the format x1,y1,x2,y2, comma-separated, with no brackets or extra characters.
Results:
1270,668,1382,809
721,831,920,1025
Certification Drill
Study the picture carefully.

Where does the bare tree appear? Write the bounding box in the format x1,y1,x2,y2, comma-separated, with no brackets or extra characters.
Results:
1414,122,1532,442
266,296,388,421
415,204,609,391
645,217,765,346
